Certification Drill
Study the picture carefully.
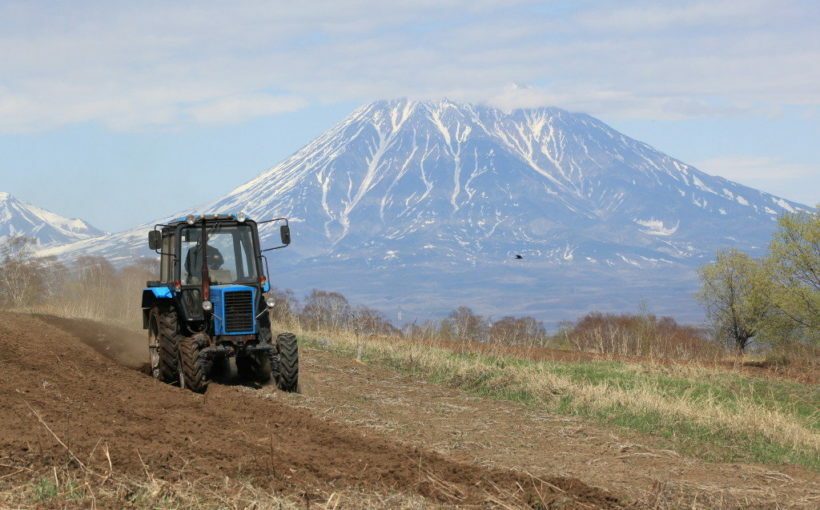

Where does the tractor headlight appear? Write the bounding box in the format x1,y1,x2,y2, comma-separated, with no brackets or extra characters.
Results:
265,297,275,308
186,214,196,225
237,212,246,223
202,300,213,311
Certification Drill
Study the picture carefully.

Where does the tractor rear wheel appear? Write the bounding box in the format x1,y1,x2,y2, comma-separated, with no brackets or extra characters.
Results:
149,307,179,384
178,334,209,393
274,332,299,392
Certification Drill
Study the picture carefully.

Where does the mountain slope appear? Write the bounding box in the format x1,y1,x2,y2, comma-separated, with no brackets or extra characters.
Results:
208,99,802,267
39,100,809,323
0,192,104,247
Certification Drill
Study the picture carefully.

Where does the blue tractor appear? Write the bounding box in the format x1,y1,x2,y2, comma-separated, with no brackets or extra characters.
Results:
141,213,297,393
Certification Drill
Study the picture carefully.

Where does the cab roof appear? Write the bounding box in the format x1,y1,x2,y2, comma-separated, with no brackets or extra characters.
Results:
162,214,252,228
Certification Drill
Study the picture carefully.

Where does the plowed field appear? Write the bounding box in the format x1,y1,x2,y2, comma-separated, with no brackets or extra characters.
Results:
0,313,619,508
1,312,817,508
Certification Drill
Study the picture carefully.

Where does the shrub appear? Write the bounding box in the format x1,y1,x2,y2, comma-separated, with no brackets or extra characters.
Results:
561,311,723,361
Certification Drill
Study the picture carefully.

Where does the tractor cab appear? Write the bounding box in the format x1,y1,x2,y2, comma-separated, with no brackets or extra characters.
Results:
141,213,297,393
180,225,254,286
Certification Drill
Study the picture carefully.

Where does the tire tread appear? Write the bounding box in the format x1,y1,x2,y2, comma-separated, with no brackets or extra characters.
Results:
178,335,209,393
154,307,179,383
275,332,299,392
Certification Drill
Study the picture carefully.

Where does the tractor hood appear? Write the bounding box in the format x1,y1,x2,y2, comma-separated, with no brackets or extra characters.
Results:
210,285,258,336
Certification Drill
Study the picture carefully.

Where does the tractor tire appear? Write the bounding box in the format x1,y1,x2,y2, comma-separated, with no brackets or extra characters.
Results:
178,334,209,393
274,332,299,393
149,307,179,384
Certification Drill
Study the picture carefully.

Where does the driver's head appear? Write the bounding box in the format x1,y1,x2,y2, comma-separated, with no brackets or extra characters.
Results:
207,248,224,269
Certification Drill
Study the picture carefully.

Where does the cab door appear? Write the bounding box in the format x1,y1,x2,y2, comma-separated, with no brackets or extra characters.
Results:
160,233,176,284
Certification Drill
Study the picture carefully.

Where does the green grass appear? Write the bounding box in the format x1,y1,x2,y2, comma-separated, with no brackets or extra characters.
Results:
298,331,820,469
542,361,819,431
31,476,83,503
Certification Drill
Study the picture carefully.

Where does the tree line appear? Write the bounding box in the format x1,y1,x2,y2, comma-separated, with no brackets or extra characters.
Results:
0,237,156,324
269,290,552,348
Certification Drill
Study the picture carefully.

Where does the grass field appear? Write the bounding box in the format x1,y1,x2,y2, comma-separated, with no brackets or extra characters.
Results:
293,327,819,469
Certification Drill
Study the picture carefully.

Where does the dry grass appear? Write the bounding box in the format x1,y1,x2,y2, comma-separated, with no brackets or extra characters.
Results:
288,324,820,468
0,463,431,510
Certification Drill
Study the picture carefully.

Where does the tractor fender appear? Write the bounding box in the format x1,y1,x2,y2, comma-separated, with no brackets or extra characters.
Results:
141,287,174,329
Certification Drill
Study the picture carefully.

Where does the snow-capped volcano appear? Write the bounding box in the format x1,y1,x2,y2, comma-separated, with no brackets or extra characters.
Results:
40,100,809,323
0,192,104,247
209,99,803,266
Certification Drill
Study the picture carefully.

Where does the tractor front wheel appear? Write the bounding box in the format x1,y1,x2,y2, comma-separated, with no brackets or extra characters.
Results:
178,334,209,393
274,332,299,393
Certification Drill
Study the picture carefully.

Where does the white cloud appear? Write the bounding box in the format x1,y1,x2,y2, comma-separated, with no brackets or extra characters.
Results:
0,0,817,131
188,94,308,124
485,84,753,119
577,0,774,31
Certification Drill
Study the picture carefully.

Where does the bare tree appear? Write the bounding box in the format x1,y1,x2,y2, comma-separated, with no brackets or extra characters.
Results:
300,289,352,331
267,286,302,326
490,316,546,347
0,236,54,308
444,306,487,343
352,306,400,337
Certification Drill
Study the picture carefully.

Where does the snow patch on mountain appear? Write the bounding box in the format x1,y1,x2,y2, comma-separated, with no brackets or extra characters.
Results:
0,193,105,247
634,218,679,236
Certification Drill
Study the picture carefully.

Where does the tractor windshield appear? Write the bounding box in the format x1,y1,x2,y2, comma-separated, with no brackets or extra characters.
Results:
180,224,258,285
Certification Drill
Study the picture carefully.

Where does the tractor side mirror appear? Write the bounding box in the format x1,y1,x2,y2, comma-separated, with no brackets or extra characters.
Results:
280,225,291,245
148,230,161,250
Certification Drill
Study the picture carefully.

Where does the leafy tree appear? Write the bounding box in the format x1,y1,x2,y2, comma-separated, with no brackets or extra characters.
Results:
766,208,819,345
698,249,773,353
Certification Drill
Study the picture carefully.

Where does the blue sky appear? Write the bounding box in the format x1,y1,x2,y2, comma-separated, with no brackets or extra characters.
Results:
1,0,818,232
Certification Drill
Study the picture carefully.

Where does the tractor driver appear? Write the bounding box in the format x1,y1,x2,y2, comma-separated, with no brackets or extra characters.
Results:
184,232,225,283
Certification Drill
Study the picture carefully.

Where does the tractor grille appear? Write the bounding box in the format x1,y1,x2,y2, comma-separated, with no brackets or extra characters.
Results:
224,290,254,333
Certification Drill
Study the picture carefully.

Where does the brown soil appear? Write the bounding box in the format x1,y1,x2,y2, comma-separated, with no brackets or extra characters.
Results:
0,313,621,508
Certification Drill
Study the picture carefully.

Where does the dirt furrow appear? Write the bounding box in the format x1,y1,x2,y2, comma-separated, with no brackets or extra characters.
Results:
0,313,621,508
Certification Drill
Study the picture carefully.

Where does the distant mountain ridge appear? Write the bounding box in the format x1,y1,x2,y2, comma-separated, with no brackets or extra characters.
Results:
0,192,104,248
36,100,809,324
